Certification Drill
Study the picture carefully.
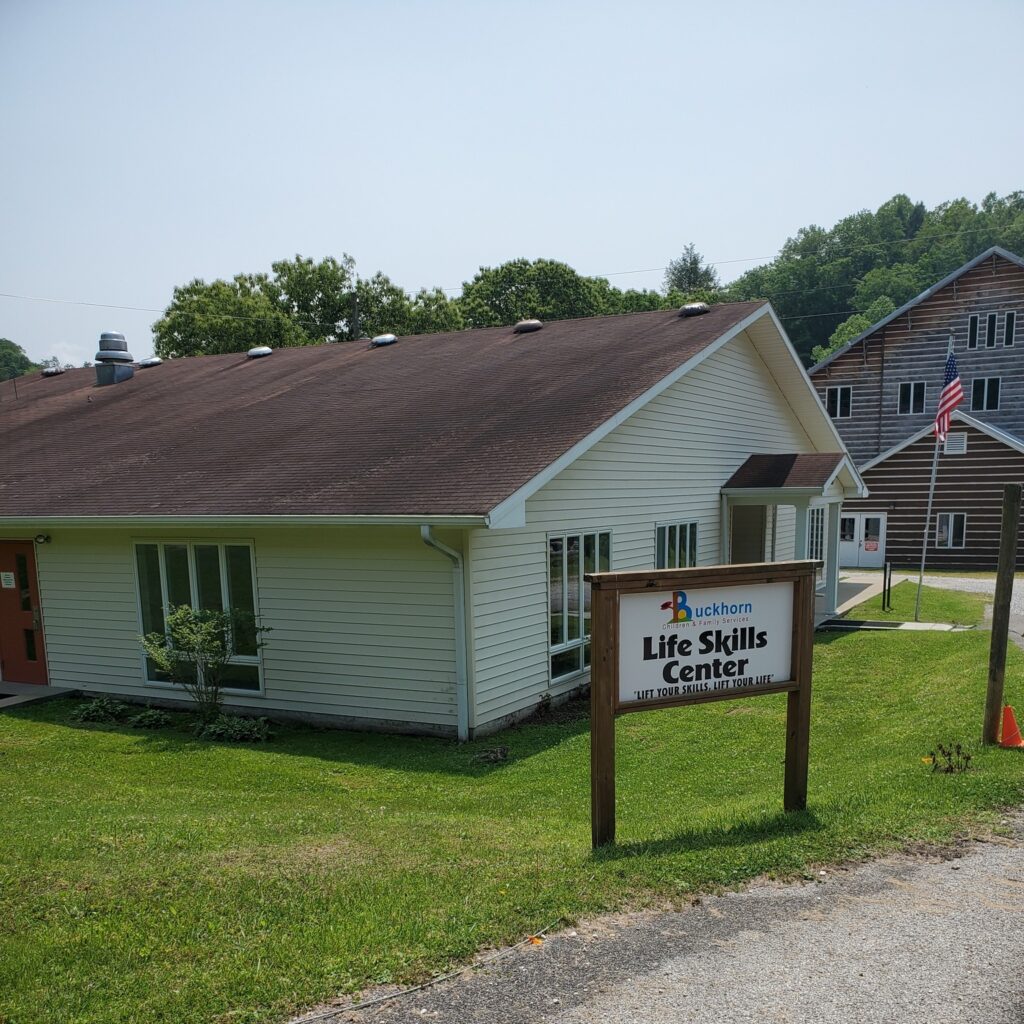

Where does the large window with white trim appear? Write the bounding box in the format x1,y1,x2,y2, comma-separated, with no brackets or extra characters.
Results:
548,530,610,681
935,513,966,550
134,541,261,690
898,381,926,415
656,521,698,569
825,385,851,419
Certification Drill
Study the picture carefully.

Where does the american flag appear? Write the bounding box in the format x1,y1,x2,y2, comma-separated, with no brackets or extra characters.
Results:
934,348,964,442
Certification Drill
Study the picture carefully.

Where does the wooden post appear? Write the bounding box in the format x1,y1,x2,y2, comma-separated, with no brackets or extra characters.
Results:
784,571,814,811
590,586,617,847
984,483,1021,744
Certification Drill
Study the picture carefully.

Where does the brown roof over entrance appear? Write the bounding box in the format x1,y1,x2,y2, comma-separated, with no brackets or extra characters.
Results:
0,301,765,518
723,453,846,490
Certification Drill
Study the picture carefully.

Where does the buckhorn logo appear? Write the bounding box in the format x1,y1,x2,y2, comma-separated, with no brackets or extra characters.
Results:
660,591,693,623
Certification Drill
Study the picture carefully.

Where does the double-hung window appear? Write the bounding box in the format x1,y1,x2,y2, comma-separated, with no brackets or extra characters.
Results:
1005,311,1016,347
548,530,610,681
135,541,261,690
986,312,999,348
656,521,697,569
967,314,979,349
935,513,966,550
825,385,851,419
898,381,925,415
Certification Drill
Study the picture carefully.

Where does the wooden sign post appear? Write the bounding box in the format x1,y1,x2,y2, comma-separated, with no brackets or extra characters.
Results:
588,560,818,848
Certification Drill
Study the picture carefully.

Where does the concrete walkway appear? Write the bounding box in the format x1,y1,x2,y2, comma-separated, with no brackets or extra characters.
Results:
323,816,1024,1024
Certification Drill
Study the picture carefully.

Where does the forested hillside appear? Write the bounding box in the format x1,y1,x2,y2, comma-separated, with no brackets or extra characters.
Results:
144,191,1024,366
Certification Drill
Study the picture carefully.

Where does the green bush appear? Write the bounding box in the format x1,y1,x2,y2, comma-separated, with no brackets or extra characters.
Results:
126,708,174,730
193,714,273,743
69,696,130,723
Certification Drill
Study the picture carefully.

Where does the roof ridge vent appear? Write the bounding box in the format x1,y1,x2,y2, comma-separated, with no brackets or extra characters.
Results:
370,333,397,347
94,331,135,386
41,366,65,377
678,302,709,317
513,318,543,334
137,356,163,368
247,346,273,359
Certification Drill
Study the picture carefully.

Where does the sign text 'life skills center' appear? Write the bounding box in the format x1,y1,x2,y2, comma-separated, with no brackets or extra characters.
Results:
617,581,794,706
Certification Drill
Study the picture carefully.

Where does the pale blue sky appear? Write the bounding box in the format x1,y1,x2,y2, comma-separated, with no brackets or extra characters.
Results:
2,0,1022,366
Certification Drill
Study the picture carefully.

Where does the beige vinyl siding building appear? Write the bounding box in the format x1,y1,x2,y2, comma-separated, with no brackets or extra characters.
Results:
1,301,864,738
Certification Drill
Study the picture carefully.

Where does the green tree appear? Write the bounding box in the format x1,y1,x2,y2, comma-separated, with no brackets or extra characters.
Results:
0,339,38,380
267,254,355,344
153,277,311,358
457,258,613,328
810,295,897,364
663,243,720,293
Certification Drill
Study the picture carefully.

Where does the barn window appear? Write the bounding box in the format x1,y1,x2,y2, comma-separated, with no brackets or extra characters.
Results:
656,521,698,569
971,377,1000,411
935,513,966,550
898,381,926,415
825,385,851,419
967,314,979,349
134,541,261,691
1006,311,1016,347
986,312,999,348
548,530,610,681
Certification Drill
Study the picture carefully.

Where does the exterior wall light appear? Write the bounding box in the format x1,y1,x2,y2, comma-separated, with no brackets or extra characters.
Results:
34,534,51,544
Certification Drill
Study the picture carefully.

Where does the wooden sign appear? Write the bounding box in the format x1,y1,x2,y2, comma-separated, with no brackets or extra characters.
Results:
587,560,818,848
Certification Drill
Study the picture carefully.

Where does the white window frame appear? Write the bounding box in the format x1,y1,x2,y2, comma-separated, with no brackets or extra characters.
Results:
655,520,698,569
967,313,979,349
935,513,967,550
1005,311,1016,348
547,529,611,683
897,381,926,415
971,376,1001,412
985,311,999,348
131,539,264,695
825,385,852,419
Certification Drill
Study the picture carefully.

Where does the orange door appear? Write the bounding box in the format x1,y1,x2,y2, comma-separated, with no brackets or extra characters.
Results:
0,541,48,685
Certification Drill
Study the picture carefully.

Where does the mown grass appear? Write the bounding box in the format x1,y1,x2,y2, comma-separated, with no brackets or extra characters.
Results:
851,580,991,626
2,629,1023,1024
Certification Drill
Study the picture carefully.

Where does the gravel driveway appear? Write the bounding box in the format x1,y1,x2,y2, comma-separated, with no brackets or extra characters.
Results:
306,815,1024,1024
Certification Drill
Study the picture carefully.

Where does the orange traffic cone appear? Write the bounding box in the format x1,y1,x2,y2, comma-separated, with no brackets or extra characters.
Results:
1000,706,1024,749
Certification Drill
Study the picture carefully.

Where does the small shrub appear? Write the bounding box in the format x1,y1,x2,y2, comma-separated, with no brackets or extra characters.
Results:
194,714,273,743
127,708,174,730
925,742,973,774
70,696,130,723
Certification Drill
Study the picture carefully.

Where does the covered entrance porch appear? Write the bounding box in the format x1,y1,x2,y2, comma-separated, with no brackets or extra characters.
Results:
719,453,868,621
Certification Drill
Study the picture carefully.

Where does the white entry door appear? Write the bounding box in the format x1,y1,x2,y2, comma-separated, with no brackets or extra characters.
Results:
839,513,886,568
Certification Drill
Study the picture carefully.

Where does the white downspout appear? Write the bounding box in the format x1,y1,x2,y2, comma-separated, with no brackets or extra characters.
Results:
420,525,469,741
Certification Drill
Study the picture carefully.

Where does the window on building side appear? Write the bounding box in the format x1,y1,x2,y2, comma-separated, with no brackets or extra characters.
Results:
935,513,966,550
898,381,926,415
967,314,979,349
656,521,698,569
986,312,999,348
1006,311,1016,347
825,385,851,419
943,433,968,455
971,377,1000,411
548,530,610,681
134,541,261,690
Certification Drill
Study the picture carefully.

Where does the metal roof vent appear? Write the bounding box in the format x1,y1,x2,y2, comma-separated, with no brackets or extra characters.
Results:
41,366,65,377
94,331,135,386
247,346,273,359
137,356,163,368
678,302,709,317
513,319,543,334
370,333,397,347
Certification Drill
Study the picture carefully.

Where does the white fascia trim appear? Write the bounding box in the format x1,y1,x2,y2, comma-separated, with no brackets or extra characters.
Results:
822,454,869,498
858,411,1024,473
0,514,489,529
484,303,773,525
810,246,1024,374
721,486,822,497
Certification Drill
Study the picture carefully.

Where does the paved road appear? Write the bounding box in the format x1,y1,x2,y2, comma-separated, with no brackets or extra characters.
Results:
311,816,1024,1024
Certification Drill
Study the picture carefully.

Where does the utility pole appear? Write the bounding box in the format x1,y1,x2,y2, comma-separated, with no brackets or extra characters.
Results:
984,483,1021,744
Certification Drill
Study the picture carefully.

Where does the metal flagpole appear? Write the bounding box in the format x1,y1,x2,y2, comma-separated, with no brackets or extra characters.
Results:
915,336,957,622
914,434,941,622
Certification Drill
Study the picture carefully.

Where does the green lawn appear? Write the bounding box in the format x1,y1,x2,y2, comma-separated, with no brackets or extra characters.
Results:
851,580,991,626
2,630,1023,1024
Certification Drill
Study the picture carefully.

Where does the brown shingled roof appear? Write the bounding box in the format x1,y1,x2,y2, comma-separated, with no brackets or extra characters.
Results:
723,453,846,490
0,301,765,518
